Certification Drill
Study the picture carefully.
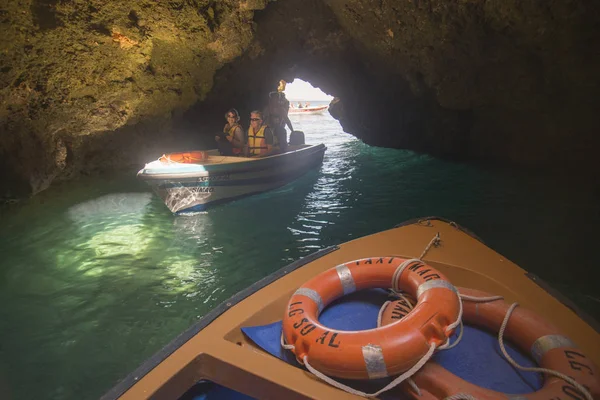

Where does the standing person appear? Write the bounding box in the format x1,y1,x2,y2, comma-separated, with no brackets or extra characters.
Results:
215,108,244,156
264,80,294,153
247,111,279,157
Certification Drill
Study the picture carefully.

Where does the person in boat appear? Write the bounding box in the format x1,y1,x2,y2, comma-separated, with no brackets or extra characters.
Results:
264,82,293,153
246,110,279,157
215,108,245,156
297,102,303,108
268,113,290,153
305,102,310,108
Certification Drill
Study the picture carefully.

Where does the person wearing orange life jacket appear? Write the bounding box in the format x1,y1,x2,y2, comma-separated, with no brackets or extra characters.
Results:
215,108,244,156
246,110,280,157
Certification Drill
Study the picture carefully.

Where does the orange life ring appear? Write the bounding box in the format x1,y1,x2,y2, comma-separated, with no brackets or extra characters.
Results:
282,257,461,380
159,151,207,164
378,292,416,325
379,287,600,399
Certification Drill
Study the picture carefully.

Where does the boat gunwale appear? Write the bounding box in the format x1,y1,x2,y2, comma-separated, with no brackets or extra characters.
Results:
144,151,325,184
406,216,600,333
524,272,600,333
138,144,326,180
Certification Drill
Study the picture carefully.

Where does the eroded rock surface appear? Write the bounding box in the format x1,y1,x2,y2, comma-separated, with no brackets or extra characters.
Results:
324,0,600,167
1,0,266,198
1,0,599,198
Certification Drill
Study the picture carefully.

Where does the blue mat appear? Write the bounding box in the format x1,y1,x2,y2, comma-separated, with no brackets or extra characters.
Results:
241,289,543,397
185,380,255,400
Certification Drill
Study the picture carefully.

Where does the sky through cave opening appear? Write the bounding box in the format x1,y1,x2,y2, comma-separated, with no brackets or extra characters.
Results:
284,79,334,102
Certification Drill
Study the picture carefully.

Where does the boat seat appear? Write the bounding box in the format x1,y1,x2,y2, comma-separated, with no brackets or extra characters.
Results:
289,131,305,145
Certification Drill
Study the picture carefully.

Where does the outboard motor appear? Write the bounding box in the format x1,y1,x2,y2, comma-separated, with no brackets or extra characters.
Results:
289,130,305,145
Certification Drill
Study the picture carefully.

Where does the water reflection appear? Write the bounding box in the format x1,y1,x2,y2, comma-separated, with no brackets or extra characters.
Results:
286,116,360,251
60,193,156,278
165,212,217,293
66,192,153,223
171,211,213,246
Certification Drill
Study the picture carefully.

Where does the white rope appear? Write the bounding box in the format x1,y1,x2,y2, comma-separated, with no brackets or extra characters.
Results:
388,290,415,310
439,296,592,400
498,303,593,400
406,378,421,396
303,343,436,398
442,291,463,338
439,320,464,351
460,294,504,302
391,233,442,293
280,332,295,350
415,233,463,340
365,291,500,397
391,259,422,292
282,232,591,400
376,300,390,327
281,234,444,399
439,294,503,351
419,232,440,260
377,293,413,328
443,394,479,400
160,155,178,164
371,289,504,392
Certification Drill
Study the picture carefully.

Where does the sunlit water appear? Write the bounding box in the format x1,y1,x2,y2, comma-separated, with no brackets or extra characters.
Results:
1,107,598,399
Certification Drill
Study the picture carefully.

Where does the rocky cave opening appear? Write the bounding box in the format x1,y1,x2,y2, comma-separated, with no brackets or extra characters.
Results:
1,0,598,199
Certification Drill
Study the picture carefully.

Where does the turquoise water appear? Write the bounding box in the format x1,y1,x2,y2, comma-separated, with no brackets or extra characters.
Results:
0,110,598,400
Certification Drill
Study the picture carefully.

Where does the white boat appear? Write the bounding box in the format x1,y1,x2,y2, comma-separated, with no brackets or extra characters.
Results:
288,105,329,115
137,144,326,213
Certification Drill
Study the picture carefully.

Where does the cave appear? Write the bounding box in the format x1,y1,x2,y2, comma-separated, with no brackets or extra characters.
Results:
2,3,600,399
1,0,599,199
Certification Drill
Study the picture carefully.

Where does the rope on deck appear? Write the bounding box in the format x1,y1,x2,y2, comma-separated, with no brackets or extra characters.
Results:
497,303,592,400
281,232,593,400
303,344,436,398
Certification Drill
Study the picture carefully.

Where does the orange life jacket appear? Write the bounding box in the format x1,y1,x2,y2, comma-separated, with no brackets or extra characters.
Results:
223,123,242,155
159,151,207,164
247,125,268,156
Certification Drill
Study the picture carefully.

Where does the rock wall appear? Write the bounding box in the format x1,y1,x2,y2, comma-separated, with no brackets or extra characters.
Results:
1,0,599,199
0,0,268,198
323,0,600,167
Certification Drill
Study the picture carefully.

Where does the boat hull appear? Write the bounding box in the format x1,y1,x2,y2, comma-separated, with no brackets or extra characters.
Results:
288,105,329,115
138,144,326,213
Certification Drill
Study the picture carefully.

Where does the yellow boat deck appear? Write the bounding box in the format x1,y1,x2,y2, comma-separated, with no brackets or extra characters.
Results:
197,145,315,165
106,218,599,400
